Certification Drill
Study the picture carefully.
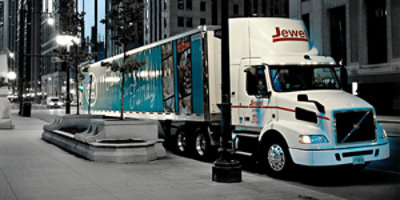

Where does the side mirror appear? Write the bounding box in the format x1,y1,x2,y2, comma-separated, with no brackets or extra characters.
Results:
297,94,325,114
297,94,309,102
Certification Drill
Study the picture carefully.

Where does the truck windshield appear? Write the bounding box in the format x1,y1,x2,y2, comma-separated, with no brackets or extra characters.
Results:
269,65,340,92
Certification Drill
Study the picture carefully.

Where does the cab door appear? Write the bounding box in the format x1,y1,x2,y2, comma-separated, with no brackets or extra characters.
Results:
236,64,273,129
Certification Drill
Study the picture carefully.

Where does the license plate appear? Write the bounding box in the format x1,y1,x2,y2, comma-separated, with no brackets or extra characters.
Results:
353,156,365,165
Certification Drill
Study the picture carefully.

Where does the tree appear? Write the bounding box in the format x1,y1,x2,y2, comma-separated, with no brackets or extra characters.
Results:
101,57,146,119
101,0,144,119
58,0,93,115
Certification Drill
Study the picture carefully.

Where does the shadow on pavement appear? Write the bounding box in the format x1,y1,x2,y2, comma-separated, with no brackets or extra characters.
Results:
284,165,400,187
236,155,400,187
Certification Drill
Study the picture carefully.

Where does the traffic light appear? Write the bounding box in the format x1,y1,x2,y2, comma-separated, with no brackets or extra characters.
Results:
79,84,85,91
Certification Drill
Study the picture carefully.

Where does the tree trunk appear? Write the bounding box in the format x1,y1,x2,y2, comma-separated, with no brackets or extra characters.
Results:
75,46,79,115
120,44,127,120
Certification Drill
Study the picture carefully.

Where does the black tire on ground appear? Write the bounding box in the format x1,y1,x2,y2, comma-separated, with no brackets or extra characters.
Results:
261,137,294,177
194,130,212,159
175,129,188,154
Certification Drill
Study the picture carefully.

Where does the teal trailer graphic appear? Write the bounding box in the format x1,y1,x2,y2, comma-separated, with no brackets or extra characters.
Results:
83,33,204,115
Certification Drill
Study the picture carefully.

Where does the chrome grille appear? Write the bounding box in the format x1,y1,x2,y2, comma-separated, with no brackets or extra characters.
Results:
334,110,376,144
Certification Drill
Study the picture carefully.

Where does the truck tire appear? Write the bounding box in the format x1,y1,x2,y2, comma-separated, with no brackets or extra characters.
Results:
194,131,212,159
261,138,293,177
175,129,188,154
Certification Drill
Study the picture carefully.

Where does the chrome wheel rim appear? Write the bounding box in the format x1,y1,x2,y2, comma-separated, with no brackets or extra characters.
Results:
267,144,286,172
177,132,186,152
195,134,206,156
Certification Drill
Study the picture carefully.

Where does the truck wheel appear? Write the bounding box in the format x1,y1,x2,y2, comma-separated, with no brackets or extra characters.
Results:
175,129,188,154
194,131,211,159
262,139,293,177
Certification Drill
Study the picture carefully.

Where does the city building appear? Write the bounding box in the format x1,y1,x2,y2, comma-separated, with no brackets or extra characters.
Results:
0,0,7,85
10,0,42,103
289,0,400,115
106,0,289,58
4,0,17,86
0,0,5,51
41,0,78,103
105,0,144,58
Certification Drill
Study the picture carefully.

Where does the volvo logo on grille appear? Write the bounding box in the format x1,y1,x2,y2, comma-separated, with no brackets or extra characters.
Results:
340,111,370,143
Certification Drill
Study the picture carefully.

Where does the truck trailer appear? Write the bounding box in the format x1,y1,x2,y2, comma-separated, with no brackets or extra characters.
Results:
83,18,389,176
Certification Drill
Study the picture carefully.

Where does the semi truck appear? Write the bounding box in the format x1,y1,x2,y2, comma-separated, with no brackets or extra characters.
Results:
83,18,389,176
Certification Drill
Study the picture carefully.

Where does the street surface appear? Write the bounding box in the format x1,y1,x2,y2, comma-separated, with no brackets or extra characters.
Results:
31,107,78,123
3,107,399,200
1,109,343,200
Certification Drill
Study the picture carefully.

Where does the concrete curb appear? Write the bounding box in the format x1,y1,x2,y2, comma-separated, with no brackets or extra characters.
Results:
378,120,400,124
42,129,166,163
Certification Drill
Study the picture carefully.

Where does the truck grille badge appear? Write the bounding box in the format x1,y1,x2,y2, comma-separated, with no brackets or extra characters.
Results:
340,111,370,143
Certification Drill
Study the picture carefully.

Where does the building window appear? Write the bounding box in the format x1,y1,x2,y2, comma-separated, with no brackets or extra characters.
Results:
252,0,258,15
366,0,387,64
391,0,400,58
262,0,267,16
164,18,167,28
244,1,250,17
186,0,192,10
178,16,184,27
200,18,206,25
233,4,239,15
302,13,310,34
177,0,184,10
350,1,359,62
200,0,206,12
212,0,217,24
164,0,167,10
329,6,347,65
186,17,193,27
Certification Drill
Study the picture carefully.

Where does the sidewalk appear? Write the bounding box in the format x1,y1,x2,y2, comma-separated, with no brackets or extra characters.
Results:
377,115,400,124
0,113,345,200
377,116,400,137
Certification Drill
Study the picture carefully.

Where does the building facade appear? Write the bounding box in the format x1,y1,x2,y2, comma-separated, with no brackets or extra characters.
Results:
41,0,79,102
289,0,400,115
143,0,288,45
12,0,42,103
0,0,5,51
4,0,17,85
106,0,288,57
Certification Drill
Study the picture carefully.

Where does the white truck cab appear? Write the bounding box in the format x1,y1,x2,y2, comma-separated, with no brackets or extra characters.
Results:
229,18,389,175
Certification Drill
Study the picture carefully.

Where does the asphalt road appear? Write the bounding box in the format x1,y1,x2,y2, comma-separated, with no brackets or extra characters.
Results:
234,122,400,200
31,107,78,123
29,108,400,200
285,136,400,200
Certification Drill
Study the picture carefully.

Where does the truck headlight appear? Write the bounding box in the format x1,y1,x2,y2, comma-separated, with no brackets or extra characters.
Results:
377,123,388,138
382,128,388,138
299,135,328,144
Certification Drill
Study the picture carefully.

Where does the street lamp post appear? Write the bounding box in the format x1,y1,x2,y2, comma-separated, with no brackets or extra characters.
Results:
17,6,26,116
212,0,242,182
56,35,81,115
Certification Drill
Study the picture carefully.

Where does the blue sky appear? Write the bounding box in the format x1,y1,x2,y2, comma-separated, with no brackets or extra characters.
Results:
78,0,106,42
